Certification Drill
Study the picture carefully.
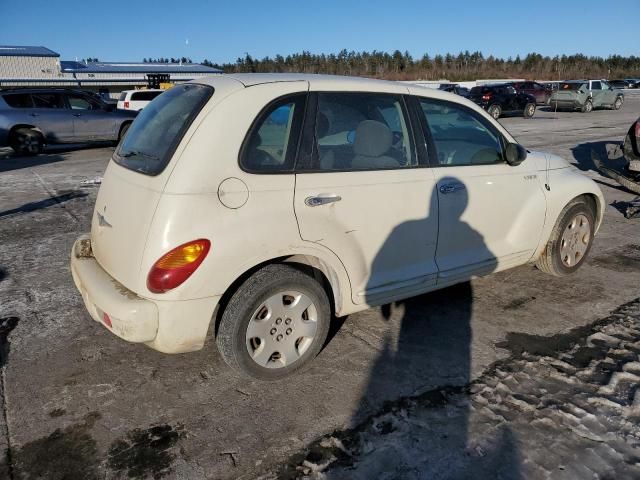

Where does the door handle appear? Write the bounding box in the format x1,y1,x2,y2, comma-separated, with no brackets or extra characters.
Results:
30,112,39,117
305,194,342,207
73,113,82,117
439,183,466,194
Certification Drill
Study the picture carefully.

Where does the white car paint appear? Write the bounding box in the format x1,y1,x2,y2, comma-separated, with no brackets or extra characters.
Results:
70,73,605,354
116,89,164,111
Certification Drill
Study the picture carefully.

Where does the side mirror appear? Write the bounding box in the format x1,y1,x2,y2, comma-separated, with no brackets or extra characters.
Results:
505,143,527,166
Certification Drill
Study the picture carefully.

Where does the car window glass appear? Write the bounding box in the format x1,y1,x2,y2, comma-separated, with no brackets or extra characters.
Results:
68,95,94,110
312,93,415,171
592,81,602,90
32,93,65,109
601,81,610,90
118,92,128,101
132,91,163,101
419,99,503,166
242,94,305,172
506,86,517,95
3,93,33,108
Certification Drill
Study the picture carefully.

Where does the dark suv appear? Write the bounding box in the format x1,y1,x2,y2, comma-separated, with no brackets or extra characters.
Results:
468,85,537,119
0,88,137,155
438,83,470,98
510,81,551,105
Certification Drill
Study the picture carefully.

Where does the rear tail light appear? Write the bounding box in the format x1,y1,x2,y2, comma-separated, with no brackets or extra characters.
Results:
147,239,211,293
482,94,492,101
124,101,129,108
635,121,640,139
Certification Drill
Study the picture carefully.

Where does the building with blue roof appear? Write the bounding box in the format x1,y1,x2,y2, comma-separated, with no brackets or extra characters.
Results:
0,45,222,99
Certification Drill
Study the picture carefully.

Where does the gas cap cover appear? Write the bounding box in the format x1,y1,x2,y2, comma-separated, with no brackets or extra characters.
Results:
217,177,249,209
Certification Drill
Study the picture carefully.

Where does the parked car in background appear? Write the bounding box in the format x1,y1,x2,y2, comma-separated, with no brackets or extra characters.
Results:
117,89,164,111
0,88,137,154
438,83,470,98
468,84,537,119
623,117,640,174
510,81,551,105
550,80,624,112
625,78,640,88
70,74,603,379
609,79,634,89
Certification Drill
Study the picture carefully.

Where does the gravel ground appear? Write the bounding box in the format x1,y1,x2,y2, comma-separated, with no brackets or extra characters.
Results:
0,96,639,479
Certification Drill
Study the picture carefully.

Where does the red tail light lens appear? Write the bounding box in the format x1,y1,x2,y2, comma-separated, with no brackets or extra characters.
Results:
124,101,129,108
147,239,211,293
635,121,640,139
482,94,492,101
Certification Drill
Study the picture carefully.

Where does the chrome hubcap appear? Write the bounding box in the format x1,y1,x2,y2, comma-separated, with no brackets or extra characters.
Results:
560,214,591,267
245,291,318,369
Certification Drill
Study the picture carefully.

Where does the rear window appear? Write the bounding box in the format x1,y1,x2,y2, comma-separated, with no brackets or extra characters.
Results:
114,84,213,176
131,91,163,101
3,93,33,108
470,87,491,95
559,82,583,91
119,92,128,101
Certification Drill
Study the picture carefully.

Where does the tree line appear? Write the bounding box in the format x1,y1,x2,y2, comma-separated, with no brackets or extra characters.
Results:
201,50,640,81
143,57,193,64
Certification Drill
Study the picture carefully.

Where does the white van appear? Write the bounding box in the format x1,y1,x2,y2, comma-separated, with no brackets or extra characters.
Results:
117,89,164,111
71,74,604,380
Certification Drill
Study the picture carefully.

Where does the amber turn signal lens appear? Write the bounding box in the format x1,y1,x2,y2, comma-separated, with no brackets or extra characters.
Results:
147,239,211,293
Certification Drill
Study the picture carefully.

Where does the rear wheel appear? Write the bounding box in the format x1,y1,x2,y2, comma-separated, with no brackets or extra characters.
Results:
613,96,624,110
536,197,595,276
10,128,43,155
524,103,536,118
582,99,593,113
216,264,331,380
488,104,502,120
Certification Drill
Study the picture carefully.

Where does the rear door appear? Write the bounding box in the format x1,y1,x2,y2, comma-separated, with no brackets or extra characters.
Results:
414,96,546,283
600,81,617,105
30,92,74,142
590,81,605,107
294,91,439,306
66,93,116,141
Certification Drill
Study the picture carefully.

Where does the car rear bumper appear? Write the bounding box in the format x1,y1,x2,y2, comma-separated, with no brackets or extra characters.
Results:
71,235,219,353
550,99,580,109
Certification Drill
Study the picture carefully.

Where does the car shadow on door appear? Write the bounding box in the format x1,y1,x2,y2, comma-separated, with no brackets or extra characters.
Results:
340,177,522,478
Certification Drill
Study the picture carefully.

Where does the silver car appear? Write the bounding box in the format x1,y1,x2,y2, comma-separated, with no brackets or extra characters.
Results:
0,88,137,154
550,80,624,113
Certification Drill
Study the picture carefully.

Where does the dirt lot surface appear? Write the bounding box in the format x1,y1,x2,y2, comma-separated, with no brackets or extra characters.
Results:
0,96,639,479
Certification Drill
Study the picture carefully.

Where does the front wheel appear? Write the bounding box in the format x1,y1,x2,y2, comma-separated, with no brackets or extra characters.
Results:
216,264,331,380
524,103,536,118
582,99,593,113
535,197,595,276
488,104,502,120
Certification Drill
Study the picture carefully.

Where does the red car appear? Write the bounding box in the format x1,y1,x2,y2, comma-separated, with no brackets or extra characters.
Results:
510,81,552,105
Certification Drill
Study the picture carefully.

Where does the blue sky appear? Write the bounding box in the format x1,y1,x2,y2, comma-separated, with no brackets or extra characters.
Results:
1,0,638,63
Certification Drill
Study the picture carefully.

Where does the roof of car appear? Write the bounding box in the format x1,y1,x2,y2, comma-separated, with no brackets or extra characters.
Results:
194,73,410,89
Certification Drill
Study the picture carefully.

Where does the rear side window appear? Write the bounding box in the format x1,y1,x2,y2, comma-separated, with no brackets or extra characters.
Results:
131,91,163,101
32,93,65,109
240,94,306,173
559,82,582,91
307,92,415,171
418,98,504,166
118,92,128,101
114,84,213,176
3,93,33,108
591,81,602,90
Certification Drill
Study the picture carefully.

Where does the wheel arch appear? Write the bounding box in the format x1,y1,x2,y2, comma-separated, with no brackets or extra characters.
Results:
8,124,42,138
212,253,344,338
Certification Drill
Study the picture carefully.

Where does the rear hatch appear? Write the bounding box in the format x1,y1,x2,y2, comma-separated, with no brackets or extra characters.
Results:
553,82,582,101
91,83,214,294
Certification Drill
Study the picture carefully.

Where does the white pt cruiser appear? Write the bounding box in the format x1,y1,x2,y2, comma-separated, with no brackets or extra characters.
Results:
71,74,604,380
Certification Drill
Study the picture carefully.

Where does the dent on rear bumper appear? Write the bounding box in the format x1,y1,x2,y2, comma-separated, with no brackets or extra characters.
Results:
71,235,219,354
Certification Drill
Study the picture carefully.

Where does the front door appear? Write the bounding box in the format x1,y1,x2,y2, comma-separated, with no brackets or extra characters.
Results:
66,93,116,141
29,92,73,143
294,91,439,306
414,96,546,284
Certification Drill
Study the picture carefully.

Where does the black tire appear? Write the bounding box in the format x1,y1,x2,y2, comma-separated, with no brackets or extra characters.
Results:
524,102,536,118
10,127,43,155
581,99,593,113
216,264,331,380
613,96,623,110
488,104,502,120
117,122,131,143
535,197,596,276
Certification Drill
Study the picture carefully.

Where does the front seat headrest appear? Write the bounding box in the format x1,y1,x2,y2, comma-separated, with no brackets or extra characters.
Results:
353,120,393,157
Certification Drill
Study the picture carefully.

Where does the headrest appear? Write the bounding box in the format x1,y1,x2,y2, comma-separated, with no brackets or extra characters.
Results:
353,120,392,157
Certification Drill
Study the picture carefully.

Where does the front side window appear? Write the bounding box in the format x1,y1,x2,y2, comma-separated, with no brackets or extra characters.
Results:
68,94,97,110
310,92,415,171
3,93,33,108
114,83,213,176
241,94,306,173
32,93,65,109
592,81,602,90
418,99,504,166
